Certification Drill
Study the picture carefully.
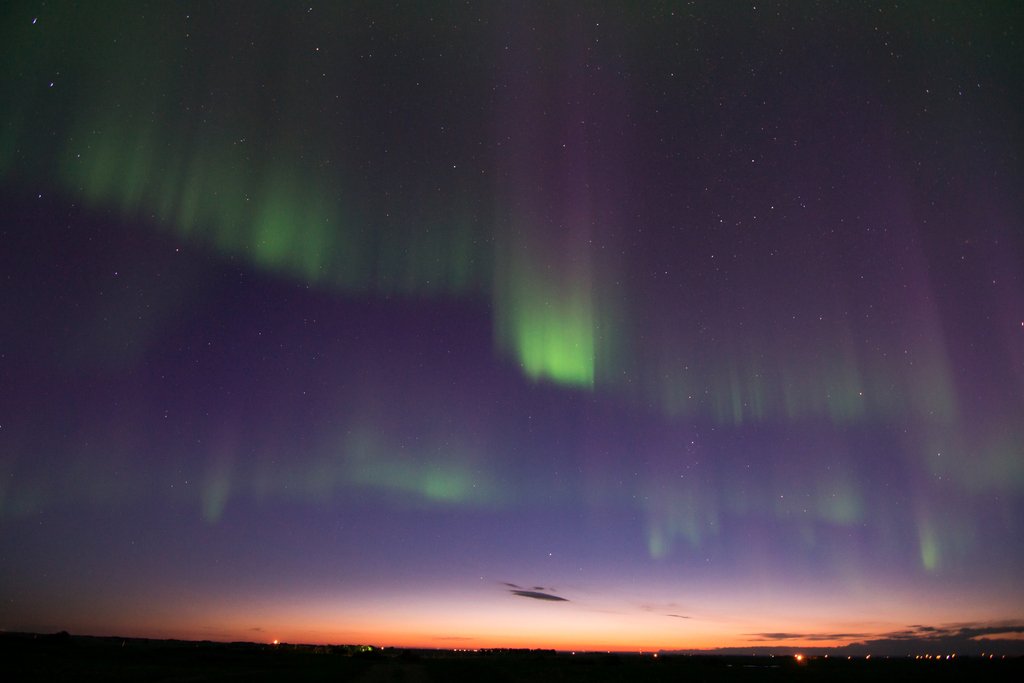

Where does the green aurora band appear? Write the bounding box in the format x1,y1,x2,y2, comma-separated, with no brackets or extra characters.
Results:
0,4,962,418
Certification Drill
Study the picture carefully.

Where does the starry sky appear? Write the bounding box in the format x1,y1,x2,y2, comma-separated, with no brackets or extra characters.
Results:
2,1,1023,654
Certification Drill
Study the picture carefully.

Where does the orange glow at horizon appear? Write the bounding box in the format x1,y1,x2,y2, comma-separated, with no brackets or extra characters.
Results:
57,605,942,653
14,577,1021,653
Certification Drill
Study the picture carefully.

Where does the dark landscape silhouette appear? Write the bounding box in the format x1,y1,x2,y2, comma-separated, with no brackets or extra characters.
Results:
5,630,1022,682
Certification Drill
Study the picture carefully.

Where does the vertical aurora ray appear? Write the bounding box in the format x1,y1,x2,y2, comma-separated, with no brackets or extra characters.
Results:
494,230,596,387
643,483,720,560
487,11,633,390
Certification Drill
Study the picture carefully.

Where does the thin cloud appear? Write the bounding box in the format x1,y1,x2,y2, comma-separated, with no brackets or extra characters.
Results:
666,614,691,619
510,589,568,602
748,632,802,640
748,631,870,642
736,622,1024,655
868,623,1024,642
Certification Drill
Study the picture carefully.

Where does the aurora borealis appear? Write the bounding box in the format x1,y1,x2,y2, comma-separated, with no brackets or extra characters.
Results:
1,1,1023,654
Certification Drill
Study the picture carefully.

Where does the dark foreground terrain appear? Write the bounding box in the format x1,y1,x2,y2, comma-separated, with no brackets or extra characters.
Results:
3,632,1021,682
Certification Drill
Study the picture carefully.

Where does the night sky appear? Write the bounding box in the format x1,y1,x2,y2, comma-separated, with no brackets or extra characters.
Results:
2,1,1023,654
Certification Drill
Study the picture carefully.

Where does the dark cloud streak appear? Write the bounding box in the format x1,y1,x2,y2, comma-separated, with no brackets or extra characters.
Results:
734,623,1024,655
510,590,568,602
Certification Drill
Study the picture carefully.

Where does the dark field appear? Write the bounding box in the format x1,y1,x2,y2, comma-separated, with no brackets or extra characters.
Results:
3,633,1021,682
